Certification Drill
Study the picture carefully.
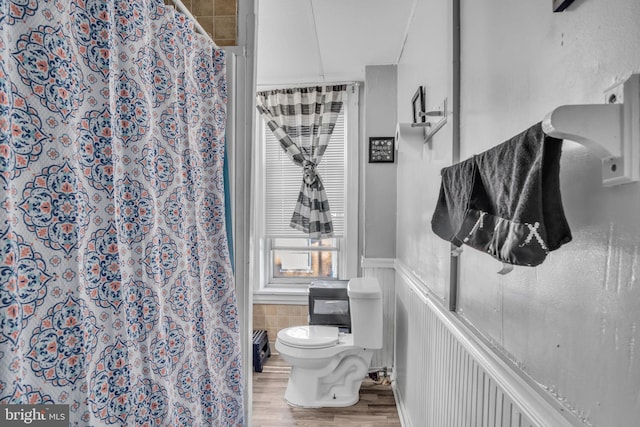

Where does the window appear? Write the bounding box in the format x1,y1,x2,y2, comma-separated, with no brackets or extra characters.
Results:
253,84,359,300
270,238,339,279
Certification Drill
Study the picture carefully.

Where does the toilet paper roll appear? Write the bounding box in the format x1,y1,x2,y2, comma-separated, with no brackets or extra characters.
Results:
395,122,425,148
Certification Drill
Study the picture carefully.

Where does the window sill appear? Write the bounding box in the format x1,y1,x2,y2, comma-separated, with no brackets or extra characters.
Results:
253,288,309,305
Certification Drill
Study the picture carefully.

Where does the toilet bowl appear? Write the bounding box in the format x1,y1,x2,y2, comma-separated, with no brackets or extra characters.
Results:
275,278,383,408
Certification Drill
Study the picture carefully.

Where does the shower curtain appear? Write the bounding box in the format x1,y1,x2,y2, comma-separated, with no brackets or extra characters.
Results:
0,1,244,426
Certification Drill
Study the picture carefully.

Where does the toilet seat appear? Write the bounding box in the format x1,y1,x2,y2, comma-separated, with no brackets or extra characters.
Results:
277,325,339,349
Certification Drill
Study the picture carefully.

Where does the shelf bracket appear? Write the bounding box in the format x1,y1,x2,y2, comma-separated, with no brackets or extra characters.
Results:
542,74,640,186
411,98,448,144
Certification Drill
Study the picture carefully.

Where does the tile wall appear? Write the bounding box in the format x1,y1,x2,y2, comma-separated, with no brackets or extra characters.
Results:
165,0,237,46
253,304,309,347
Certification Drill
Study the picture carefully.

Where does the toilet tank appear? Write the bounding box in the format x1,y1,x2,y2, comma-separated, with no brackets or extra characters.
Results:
308,280,351,332
347,278,383,350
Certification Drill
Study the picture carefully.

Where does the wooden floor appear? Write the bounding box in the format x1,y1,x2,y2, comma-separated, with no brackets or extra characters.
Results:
252,351,402,427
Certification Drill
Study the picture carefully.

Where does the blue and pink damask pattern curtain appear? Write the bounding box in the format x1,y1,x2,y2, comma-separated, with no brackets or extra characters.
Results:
0,0,243,425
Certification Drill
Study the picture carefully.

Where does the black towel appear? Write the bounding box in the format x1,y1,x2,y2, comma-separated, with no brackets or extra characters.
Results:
431,123,572,267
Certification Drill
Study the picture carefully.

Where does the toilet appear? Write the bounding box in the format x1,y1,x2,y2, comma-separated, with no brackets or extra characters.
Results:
275,277,383,408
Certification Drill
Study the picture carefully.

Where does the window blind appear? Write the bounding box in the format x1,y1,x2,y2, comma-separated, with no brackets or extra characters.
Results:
264,109,346,237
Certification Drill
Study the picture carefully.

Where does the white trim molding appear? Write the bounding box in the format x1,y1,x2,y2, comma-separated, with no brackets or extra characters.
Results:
392,381,412,427
252,289,308,305
361,256,396,269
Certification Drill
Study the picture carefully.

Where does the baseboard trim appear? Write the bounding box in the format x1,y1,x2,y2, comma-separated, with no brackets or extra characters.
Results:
391,380,411,427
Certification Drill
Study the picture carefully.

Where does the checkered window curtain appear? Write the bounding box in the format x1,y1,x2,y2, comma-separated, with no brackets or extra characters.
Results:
256,85,347,238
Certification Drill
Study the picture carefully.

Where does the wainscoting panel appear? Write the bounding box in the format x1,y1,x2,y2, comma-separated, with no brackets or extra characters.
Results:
362,258,396,370
394,261,574,427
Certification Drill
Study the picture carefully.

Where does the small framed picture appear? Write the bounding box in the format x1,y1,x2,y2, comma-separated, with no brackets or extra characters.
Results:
369,137,395,163
411,86,426,124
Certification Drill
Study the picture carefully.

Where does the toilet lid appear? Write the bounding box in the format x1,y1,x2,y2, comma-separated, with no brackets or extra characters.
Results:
277,325,339,349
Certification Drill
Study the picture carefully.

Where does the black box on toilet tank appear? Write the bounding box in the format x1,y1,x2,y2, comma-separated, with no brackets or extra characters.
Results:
308,280,351,332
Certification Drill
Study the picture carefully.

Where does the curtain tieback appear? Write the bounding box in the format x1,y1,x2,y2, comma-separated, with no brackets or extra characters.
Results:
302,160,319,187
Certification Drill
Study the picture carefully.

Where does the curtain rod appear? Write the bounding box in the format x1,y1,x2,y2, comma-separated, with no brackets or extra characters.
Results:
257,81,360,91
169,0,219,48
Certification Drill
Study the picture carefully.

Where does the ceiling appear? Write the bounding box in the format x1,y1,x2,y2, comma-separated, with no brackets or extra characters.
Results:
256,0,416,87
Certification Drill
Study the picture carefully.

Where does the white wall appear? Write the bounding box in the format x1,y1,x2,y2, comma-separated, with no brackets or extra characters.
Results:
396,0,640,425
396,0,453,302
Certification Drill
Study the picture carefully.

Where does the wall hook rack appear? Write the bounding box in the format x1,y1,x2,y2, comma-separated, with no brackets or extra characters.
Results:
542,74,640,186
